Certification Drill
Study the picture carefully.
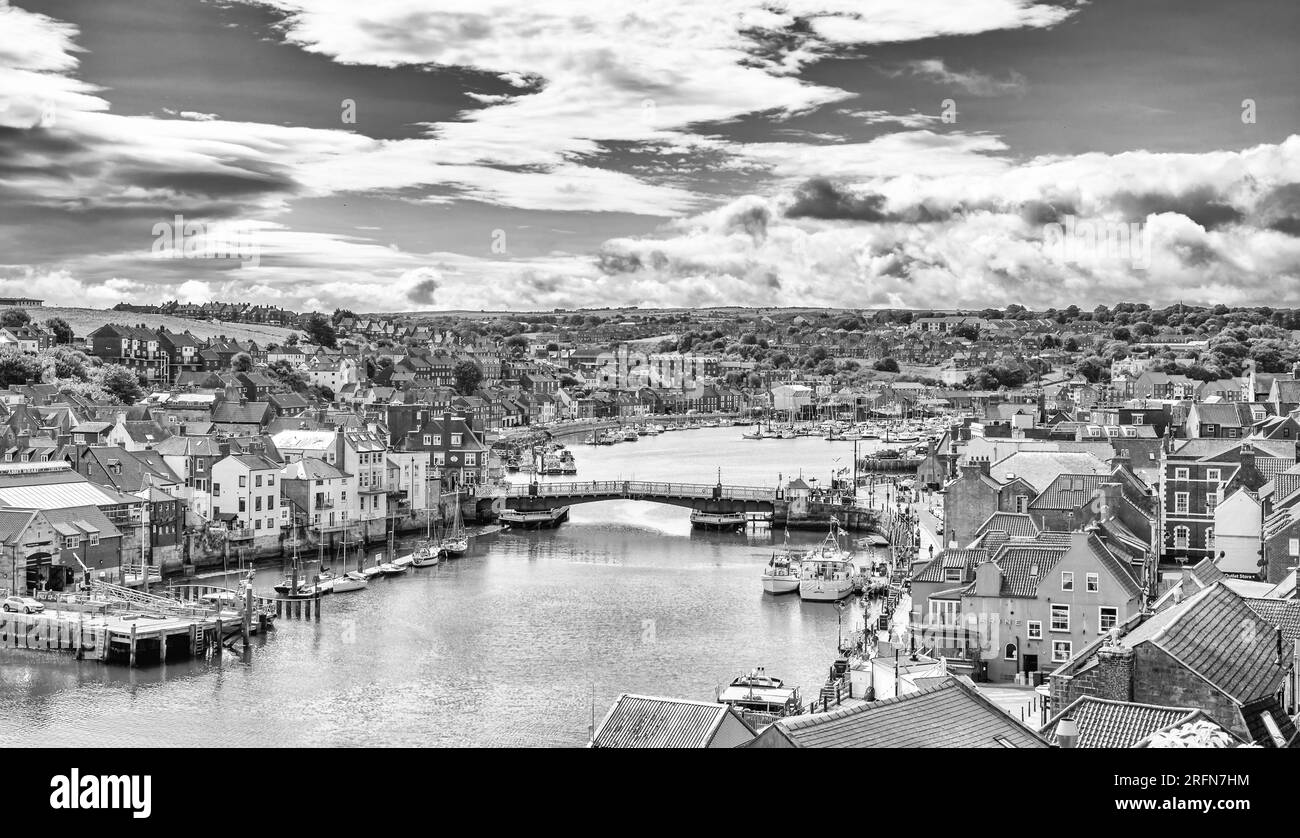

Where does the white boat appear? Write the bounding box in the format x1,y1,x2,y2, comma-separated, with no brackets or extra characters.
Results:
741,431,763,440
500,506,570,529
717,668,803,719
689,510,746,531
409,541,443,567
761,549,803,594
391,554,415,570
441,493,469,557
378,562,408,575
333,571,369,592
798,525,857,602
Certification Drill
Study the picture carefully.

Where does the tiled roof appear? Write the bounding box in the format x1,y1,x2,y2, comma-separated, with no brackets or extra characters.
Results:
990,542,1070,598
914,549,987,583
974,511,1039,539
592,694,749,748
989,451,1110,494
769,677,1048,748
1029,473,1104,510
1242,597,1300,649
1041,696,1200,748
1123,582,1286,703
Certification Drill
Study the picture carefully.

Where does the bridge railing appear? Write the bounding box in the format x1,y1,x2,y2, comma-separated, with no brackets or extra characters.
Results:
504,480,777,502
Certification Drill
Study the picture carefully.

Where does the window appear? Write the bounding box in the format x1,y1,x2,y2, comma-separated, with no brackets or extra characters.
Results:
1205,527,1214,549
64,536,78,549
238,499,246,513
1015,495,1028,514
1004,643,1017,661
196,459,205,473
1206,494,1217,513
1051,641,1073,663
1050,603,1069,632
1206,468,1221,482
1173,526,1190,550
944,567,963,583
1027,621,1043,640
255,496,262,512
466,453,476,466
1061,571,1074,592
1099,607,1118,633
422,434,432,446
267,475,275,486
451,433,462,446
1086,573,1099,593
1174,492,1189,514
212,482,221,497
1174,467,1188,480
88,533,99,547
254,519,262,530
1290,538,1299,557
255,475,263,487
267,518,275,529
929,600,960,625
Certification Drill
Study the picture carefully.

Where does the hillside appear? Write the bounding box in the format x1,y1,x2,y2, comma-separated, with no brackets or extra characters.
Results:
26,307,301,344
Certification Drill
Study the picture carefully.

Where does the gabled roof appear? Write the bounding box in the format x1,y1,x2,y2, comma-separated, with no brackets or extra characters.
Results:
973,511,1039,540
989,450,1110,494
1040,696,1202,748
1029,473,1105,511
764,677,1048,748
591,694,753,749
1120,582,1286,704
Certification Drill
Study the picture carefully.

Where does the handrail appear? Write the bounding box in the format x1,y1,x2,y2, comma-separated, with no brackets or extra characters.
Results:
504,480,778,501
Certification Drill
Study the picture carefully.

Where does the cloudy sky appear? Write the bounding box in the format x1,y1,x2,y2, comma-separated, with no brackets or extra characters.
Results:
1,0,1297,312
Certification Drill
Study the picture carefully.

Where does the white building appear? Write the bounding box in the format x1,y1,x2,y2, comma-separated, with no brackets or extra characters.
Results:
1213,489,1263,577
210,453,283,539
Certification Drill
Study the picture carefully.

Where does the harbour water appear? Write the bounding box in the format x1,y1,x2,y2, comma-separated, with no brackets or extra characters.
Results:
0,427,895,747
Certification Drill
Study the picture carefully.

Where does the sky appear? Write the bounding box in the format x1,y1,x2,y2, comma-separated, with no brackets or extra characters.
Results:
1,0,1298,313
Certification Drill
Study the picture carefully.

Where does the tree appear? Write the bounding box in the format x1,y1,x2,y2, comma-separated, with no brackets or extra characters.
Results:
0,308,31,330
285,333,299,346
0,353,45,387
504,335,528,356
303,313,337,348
268,359,308,392
873,357,900,373
331,308,357,325
96,364,145,404
230,352,253,372
44,317,73,344
453,360,483,395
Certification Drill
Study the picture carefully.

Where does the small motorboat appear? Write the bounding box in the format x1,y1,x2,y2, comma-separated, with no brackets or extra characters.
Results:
378,561,408,575
391,554,415,570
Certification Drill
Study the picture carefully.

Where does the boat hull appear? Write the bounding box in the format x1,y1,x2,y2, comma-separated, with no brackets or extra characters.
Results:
798,580,854,601
762,576,801,594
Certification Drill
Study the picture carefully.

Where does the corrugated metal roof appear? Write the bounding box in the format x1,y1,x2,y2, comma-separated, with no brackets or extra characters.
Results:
0,481,124,510
592,694,730,748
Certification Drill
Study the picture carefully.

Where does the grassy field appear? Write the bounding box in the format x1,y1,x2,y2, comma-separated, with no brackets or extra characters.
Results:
24,307,301,344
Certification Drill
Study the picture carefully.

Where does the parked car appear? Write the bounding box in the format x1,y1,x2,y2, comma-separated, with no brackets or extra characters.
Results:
2,596,44,614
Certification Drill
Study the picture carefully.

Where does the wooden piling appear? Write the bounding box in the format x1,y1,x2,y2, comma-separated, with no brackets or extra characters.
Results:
128,624,137,667
242,586,252,649
214,618,223,657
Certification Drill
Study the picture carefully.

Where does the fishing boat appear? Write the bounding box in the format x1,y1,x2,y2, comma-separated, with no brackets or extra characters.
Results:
798,524,857,602
499,506,570,529
441,492,469,557
761,549,803,594
741,430,764,440
622,429,639,442
716,668,803,720
689,510,747,531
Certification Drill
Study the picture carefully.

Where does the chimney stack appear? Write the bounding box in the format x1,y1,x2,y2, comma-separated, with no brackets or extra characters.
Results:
1096,641,1135,702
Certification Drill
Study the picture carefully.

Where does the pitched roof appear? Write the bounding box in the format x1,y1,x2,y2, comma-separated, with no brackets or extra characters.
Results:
766,677,1048,748
1029,473,1105,511
591,694,752,748
1121,582,1286,704
1040,696,1201,748
974,511,1039,540
989,450,1110,494
1242,597,1300,650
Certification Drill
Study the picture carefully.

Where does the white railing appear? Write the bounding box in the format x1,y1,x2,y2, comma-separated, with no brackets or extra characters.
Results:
504,480,777,502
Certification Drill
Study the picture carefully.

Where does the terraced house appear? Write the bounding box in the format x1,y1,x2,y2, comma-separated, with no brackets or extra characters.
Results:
88,323,169,383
